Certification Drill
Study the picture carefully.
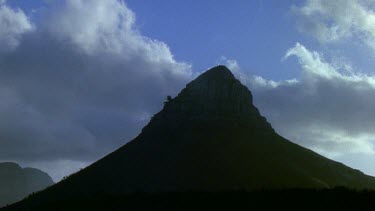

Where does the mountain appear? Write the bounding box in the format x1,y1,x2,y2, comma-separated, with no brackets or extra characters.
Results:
5,65,375,209
0,162,54,207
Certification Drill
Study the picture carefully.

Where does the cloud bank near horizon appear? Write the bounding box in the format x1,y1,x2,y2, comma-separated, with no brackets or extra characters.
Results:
227,43,375,159
0,0,192,180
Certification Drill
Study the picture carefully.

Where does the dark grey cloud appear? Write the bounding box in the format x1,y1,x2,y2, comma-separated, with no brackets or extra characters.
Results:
0,0,191,180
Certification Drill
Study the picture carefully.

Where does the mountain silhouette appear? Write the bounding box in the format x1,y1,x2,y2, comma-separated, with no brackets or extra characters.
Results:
0,162,53,208
5,66,375,209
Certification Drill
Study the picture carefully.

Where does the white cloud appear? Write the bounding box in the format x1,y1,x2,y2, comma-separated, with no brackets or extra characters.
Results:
285,42,375,87
233,43,375,159
46,0,136,54
45,0,181,66
0,3,33,51
0,0,192,181
293,0,375,51
293,127,375,157
284,43,341,79
219,57,297,90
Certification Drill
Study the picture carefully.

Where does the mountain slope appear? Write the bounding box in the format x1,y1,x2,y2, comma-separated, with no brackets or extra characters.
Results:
0,162,54,207
6,66,375,209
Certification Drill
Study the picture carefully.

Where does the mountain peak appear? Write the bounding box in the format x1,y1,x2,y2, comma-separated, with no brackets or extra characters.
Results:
9,65,375,210
195,65,235,81
143,66,273,133
171,65,256,116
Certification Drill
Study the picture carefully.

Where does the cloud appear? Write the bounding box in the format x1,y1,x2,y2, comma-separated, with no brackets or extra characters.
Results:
284,42,375,87
0,0,192,181
284,43,342,79
3,0,375,181
292,0,375,51
219,57,297,90
233,43,375,158
0,2,33,51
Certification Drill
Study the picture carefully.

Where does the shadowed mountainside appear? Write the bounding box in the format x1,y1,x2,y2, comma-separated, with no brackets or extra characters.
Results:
0,162,53,208
5,66,375,210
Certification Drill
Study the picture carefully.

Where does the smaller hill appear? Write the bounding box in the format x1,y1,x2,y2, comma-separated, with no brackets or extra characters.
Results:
0,162,54,207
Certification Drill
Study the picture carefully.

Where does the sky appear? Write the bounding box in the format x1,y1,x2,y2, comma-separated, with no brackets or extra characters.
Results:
1,0,375,181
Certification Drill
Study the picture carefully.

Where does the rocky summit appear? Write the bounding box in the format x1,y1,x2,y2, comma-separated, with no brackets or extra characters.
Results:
145,65,273,137
166,65,260,118
5,66,375,210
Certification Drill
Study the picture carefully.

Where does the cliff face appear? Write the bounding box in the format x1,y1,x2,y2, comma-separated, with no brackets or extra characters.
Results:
170,65,255,116
144,65,273,133
0,162,54,207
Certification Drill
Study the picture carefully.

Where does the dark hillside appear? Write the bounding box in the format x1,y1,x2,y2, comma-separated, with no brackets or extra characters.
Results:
6,66,375,210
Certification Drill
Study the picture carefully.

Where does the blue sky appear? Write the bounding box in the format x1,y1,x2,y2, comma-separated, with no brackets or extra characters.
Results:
11,0,309,79
2,0,375,181
126,0,375,80
126,0,305,80
7,0,375,79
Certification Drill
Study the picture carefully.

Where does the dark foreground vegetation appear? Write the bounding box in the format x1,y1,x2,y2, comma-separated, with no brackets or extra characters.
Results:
4,188,375,210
